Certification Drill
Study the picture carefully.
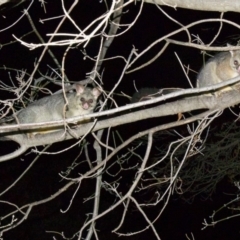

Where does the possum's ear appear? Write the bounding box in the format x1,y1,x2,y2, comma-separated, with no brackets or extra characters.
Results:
74,84,85,96
227,43,234,57
92,87,102,99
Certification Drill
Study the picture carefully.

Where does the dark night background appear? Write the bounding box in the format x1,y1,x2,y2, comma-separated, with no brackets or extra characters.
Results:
0,1,240,239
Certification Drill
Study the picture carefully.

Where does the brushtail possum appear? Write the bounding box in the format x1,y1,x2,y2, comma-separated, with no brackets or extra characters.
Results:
131,88,182,103
197,49,240,92
1,84,101,133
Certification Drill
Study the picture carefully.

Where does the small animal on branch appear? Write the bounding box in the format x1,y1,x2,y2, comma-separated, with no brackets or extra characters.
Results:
0,84,101,134
131,88,181,103
131,87,183,120
197,47,240,93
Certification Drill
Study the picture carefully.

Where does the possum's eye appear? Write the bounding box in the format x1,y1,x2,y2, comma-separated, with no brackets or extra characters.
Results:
234,60,239,66
88,99,93,103
80,97,85,102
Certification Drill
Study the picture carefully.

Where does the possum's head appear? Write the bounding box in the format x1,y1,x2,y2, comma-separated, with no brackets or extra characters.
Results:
75,84,101,112
229,49,240,74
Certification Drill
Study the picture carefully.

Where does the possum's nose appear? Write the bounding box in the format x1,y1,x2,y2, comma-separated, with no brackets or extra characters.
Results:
82,102,90,110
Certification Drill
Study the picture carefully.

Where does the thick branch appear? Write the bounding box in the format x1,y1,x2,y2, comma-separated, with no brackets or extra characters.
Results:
144,0,240,12
0,89,239,161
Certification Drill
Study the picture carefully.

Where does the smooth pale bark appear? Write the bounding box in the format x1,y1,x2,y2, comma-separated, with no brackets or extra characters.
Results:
0,0,8,4
0,0,26,6
144,0,240,12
